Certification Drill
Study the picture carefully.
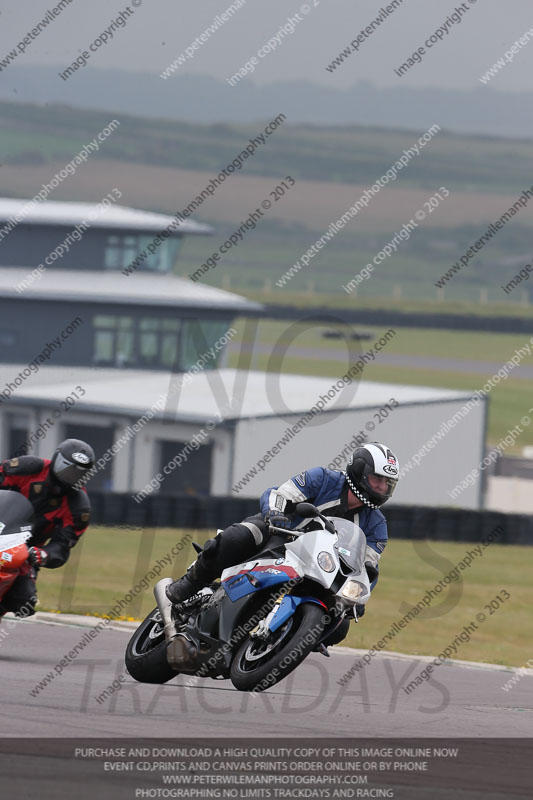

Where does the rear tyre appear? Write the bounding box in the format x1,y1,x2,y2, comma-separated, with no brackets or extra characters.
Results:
125,608,176,684
230,602,327,692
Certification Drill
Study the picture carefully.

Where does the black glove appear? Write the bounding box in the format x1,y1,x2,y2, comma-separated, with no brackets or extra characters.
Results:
264,510,291,529
28,547,47,567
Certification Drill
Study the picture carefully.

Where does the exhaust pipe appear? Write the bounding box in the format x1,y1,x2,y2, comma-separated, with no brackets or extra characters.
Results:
154,578,178,643
154,578,199,672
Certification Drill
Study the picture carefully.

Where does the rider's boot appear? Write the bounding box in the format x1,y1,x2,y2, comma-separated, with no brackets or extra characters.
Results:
166,557,217,604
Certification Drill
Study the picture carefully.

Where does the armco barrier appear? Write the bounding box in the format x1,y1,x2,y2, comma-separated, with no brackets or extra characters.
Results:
88,493,532,544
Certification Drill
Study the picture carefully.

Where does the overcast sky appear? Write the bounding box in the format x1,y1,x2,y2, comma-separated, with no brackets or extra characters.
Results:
1,0,533,93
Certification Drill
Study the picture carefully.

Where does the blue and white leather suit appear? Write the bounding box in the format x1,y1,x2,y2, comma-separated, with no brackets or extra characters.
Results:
260,466,388,571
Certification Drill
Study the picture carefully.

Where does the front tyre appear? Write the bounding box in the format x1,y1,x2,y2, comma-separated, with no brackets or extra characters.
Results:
230,602,327,692
125,607,176,684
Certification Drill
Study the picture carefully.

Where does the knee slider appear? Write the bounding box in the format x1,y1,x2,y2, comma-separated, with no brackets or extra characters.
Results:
322,617,350,647
17,600,36,617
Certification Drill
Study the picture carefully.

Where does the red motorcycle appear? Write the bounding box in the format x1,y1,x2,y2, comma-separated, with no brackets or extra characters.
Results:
0,491,34,608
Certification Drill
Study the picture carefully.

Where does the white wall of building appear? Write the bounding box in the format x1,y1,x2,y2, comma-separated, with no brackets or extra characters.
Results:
0,392,486,509
230,399,486,508
0,403,234,495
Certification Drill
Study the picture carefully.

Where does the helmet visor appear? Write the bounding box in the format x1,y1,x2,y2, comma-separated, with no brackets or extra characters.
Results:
53,452,92,487
367,472,397,500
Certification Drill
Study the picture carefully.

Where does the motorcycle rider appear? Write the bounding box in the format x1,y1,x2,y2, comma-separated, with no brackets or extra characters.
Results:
166,442,399,647
0,439,95,620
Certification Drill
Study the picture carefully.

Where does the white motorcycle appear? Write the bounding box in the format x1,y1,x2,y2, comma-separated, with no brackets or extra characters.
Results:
125,502,373,692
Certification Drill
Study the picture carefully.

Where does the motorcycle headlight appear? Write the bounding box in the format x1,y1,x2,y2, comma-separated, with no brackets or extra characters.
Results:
317,551,336,573
341,580,365,601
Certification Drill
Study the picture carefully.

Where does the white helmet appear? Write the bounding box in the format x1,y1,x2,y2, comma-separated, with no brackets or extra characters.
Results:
345,442,399,509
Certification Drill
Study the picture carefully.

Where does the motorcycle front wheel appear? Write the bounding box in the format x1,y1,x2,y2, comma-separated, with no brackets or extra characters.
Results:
230,602,327,692
125,607,176,684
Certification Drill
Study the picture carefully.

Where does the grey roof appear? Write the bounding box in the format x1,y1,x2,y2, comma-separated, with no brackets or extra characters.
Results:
0,366,479,423
0,268,262,312
0,197,213,236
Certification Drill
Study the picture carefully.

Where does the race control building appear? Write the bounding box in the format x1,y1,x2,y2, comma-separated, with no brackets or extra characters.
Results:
0,198,259,491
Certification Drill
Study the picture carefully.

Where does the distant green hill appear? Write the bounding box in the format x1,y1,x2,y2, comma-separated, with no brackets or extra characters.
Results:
1,100,532,308
1,100,532,193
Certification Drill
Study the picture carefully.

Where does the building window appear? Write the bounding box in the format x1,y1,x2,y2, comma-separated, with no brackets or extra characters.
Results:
139,318,180,368
93,315,182,369
7,413,30,457
94,315,135,367
180,319,231,371
94,330,114,363
104,234,182,273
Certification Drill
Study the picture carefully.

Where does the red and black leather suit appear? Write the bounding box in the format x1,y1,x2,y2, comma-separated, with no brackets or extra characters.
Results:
0,456,91,616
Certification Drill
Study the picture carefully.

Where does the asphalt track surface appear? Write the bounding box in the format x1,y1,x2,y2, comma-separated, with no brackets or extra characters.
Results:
2,614,531,738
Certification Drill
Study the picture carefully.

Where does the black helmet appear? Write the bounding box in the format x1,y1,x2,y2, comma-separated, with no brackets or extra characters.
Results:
345,442,399,509
50,439,95,488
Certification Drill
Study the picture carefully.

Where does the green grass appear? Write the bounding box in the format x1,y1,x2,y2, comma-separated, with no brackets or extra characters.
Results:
346,536,529,668
36,527,531,668
36,527,198,621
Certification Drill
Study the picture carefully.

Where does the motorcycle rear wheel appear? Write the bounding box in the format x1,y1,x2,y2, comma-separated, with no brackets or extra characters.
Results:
230,602,327,692
125,607,176,684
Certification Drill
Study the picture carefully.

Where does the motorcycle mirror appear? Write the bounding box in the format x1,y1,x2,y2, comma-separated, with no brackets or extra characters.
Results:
295,502,320,518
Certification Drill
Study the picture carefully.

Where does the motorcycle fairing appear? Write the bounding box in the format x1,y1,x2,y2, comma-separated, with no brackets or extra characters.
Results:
266,594,327,634
285,528,343,589
0,531,32,550
0,491,33,601
0,535,30,570
221,561,301,602
0,541,30,599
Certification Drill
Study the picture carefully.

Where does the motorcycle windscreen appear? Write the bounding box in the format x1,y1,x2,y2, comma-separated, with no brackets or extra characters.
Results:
328,517,367,573
0,490,34,536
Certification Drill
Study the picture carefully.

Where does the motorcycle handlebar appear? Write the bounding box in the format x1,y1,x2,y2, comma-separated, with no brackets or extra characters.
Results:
294,502,336,534
267,518,336,537
268,524,300,536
